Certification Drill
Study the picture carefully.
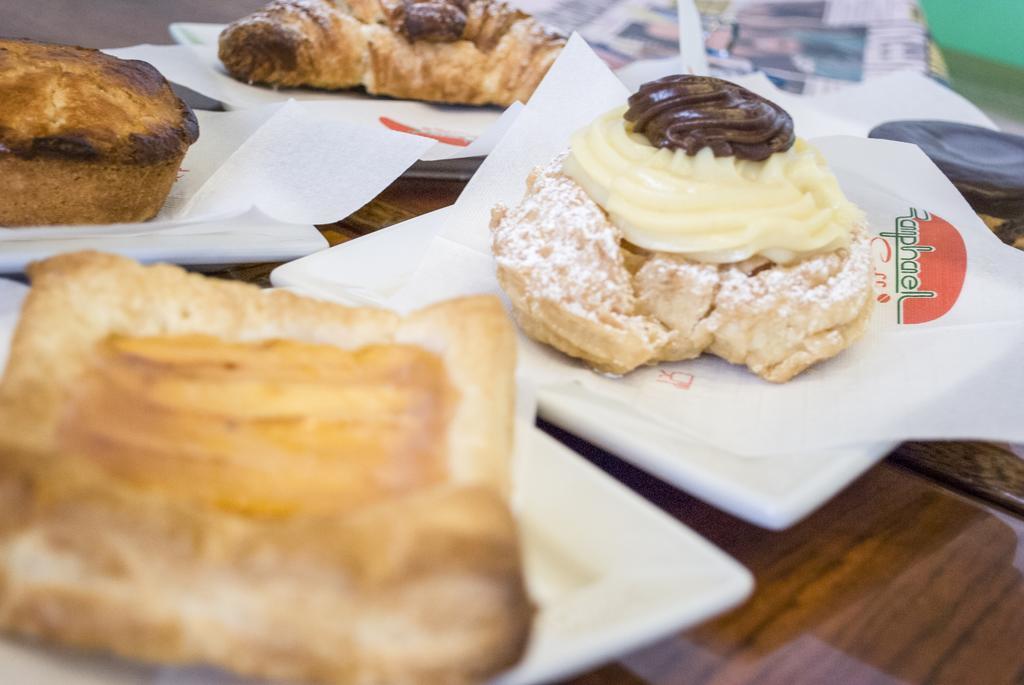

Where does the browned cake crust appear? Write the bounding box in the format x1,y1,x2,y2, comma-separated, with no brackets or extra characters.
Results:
0,39,199,226
218,0,565,106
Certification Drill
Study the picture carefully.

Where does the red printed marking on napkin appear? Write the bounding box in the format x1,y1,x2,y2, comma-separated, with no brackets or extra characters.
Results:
378,117,473,147
875,209,967,324
656,370,694,390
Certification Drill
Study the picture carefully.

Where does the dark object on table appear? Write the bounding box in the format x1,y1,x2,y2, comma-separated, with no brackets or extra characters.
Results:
993,217,1024,248
170,82,224,111
869,120,1024,248
404,155,484,181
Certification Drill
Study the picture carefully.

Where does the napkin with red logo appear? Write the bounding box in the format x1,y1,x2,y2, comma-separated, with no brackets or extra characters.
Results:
367,36,1024,457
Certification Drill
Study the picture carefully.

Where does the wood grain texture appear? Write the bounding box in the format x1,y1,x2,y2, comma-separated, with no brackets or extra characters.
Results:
339,177,463,237
891,442,1024,517
545,421,1024,685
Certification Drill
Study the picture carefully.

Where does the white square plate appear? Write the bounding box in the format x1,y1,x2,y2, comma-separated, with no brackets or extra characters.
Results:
0,277,752,685
0,212,327,275
271,215,897,530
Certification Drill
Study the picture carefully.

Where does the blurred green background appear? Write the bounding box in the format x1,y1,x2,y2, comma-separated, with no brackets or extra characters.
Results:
920,0,1024,68
918,0,1023,133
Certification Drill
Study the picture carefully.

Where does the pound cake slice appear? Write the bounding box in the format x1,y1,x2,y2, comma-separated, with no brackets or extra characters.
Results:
0,251,528,685
0,40,199,226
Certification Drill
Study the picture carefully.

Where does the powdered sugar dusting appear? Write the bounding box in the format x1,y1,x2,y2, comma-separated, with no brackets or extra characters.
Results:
490,155,875,380
716,225,872,313
491,154,644,327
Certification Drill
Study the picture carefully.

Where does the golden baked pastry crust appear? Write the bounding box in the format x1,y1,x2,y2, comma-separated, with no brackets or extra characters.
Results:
59,335,459,516
491,156,875,382
0,40,199,226
0,452,529,685
3,250,516,496
218,0,565,106
0,251,526,683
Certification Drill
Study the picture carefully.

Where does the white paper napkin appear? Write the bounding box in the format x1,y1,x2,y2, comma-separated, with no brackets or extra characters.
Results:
107,42,519,161
178,101,433,224
677,0,708,75
371,36,1024,456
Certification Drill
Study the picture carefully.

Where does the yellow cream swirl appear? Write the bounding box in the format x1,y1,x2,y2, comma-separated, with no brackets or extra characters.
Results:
562,105,862,264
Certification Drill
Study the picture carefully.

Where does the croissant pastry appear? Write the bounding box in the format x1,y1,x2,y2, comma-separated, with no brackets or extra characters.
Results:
218,0,566,106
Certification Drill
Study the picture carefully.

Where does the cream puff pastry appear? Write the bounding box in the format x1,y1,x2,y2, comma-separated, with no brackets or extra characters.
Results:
491,75,874,382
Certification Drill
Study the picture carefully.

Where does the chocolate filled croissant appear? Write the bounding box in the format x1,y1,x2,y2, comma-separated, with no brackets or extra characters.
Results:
218,0,566,106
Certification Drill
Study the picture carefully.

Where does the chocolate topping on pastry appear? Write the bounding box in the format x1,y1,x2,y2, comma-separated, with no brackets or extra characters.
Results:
869,120,1024,221
624,75,795,161
398,0,470,42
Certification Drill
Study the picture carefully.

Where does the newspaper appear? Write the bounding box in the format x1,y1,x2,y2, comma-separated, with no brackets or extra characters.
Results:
700,0,940,93
519,0,942,94
519,0,682,68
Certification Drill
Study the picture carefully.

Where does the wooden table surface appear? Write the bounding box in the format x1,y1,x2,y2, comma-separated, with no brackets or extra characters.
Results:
4,3,1024,684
